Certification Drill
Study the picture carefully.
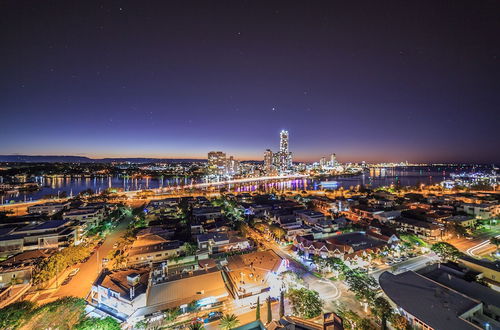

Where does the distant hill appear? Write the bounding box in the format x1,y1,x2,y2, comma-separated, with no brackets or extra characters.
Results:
0,155,207,163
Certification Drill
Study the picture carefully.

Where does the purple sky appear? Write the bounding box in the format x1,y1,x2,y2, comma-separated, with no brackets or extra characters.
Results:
1,1,499,163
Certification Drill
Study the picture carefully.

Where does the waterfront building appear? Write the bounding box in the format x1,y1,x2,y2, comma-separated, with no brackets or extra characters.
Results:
264,149,274,174
270,130,293,174
207,151,226,175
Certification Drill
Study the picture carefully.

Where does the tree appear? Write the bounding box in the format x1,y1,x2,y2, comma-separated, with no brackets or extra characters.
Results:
279,290,285,317
219,314,240,330
344,271,378,304
431,242,461,261
266,297,272,324
189,322,205,330
491,237,500,252
370,296,393,330
270,225,286,241
0,301,36,329
287,288,323,319
75,316,121,330
256,296,261,320
389,314,408,330
163,307,181,323
182,242,198,256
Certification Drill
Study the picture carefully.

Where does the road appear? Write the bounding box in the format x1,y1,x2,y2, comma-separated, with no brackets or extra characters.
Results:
39,215,132,303
369,254,439,280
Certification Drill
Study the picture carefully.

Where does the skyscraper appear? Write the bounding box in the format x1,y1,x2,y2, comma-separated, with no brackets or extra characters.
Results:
280,130,289,154
329,153,337,167
264,149,273,174
277,130,292,173
207,151,226,175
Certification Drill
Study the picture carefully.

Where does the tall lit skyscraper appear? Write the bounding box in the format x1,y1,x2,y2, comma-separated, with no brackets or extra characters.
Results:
329,153,337,166
207,151,226,175
277,130,292,173
264,149,273,174
280,130,289,154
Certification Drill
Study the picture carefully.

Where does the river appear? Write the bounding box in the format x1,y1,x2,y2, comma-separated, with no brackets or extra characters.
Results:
1,165,474,204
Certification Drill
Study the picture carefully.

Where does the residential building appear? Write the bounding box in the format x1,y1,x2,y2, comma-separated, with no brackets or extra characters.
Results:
458,203,500,220
196,232,250,253
458,256,500,285
27,201,71,215
127,238,183,266
207,151,226,175
132,268,229,323
90,268,150,321
0,220,77,257
224,250,285,299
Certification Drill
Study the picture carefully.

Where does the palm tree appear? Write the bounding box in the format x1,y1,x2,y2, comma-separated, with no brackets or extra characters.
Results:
219,314,240,330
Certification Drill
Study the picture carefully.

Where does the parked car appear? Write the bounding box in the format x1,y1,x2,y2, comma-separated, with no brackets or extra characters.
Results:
69,268,80,277
203,311,223,323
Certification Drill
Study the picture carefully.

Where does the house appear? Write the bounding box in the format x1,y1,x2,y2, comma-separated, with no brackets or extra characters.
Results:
196,232,250,254
90,267,150,321
0,249,56,288
127,239,183,266
373,210,402,223
131,268,229,324
294,232,387,266
192,207,223,221
294,210,326,225
224,250,285,299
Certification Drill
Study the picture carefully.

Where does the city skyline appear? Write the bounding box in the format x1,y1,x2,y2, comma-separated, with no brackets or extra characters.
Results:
1,1,499,163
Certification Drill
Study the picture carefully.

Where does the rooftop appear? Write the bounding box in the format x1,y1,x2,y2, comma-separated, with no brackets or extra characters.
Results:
95,267,149,301
139,269,228,315
379,271,480,330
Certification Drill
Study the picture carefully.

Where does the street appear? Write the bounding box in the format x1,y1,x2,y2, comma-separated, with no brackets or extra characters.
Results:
37,215,132,303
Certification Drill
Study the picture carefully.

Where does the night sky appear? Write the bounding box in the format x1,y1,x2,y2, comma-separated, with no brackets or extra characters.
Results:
1,1,499,163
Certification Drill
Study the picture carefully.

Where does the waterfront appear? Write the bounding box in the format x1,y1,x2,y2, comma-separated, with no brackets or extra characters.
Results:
0,166,470,204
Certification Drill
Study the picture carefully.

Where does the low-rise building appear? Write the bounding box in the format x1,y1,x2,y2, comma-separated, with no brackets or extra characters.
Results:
0,220,77,257
0,249,56,288
458,256,500,285
90,268,150,321
127,239,183,266
380,270,493,330
224,250,285,299
64,207,105,226
294,210,326,225
445,215,477,228
196,232,250,254
458,203,500,220
392,217,442,240
133,268,229,321
27,201,71,215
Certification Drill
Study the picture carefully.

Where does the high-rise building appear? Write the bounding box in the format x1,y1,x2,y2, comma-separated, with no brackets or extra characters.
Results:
329,153,337,167
226,156,240,175
264,149,273,174
277,130,292,173
320,157,327,167
207,151,226,175
280,130,289,154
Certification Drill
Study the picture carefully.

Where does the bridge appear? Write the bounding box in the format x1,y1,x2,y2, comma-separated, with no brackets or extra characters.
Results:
124,173,310,196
